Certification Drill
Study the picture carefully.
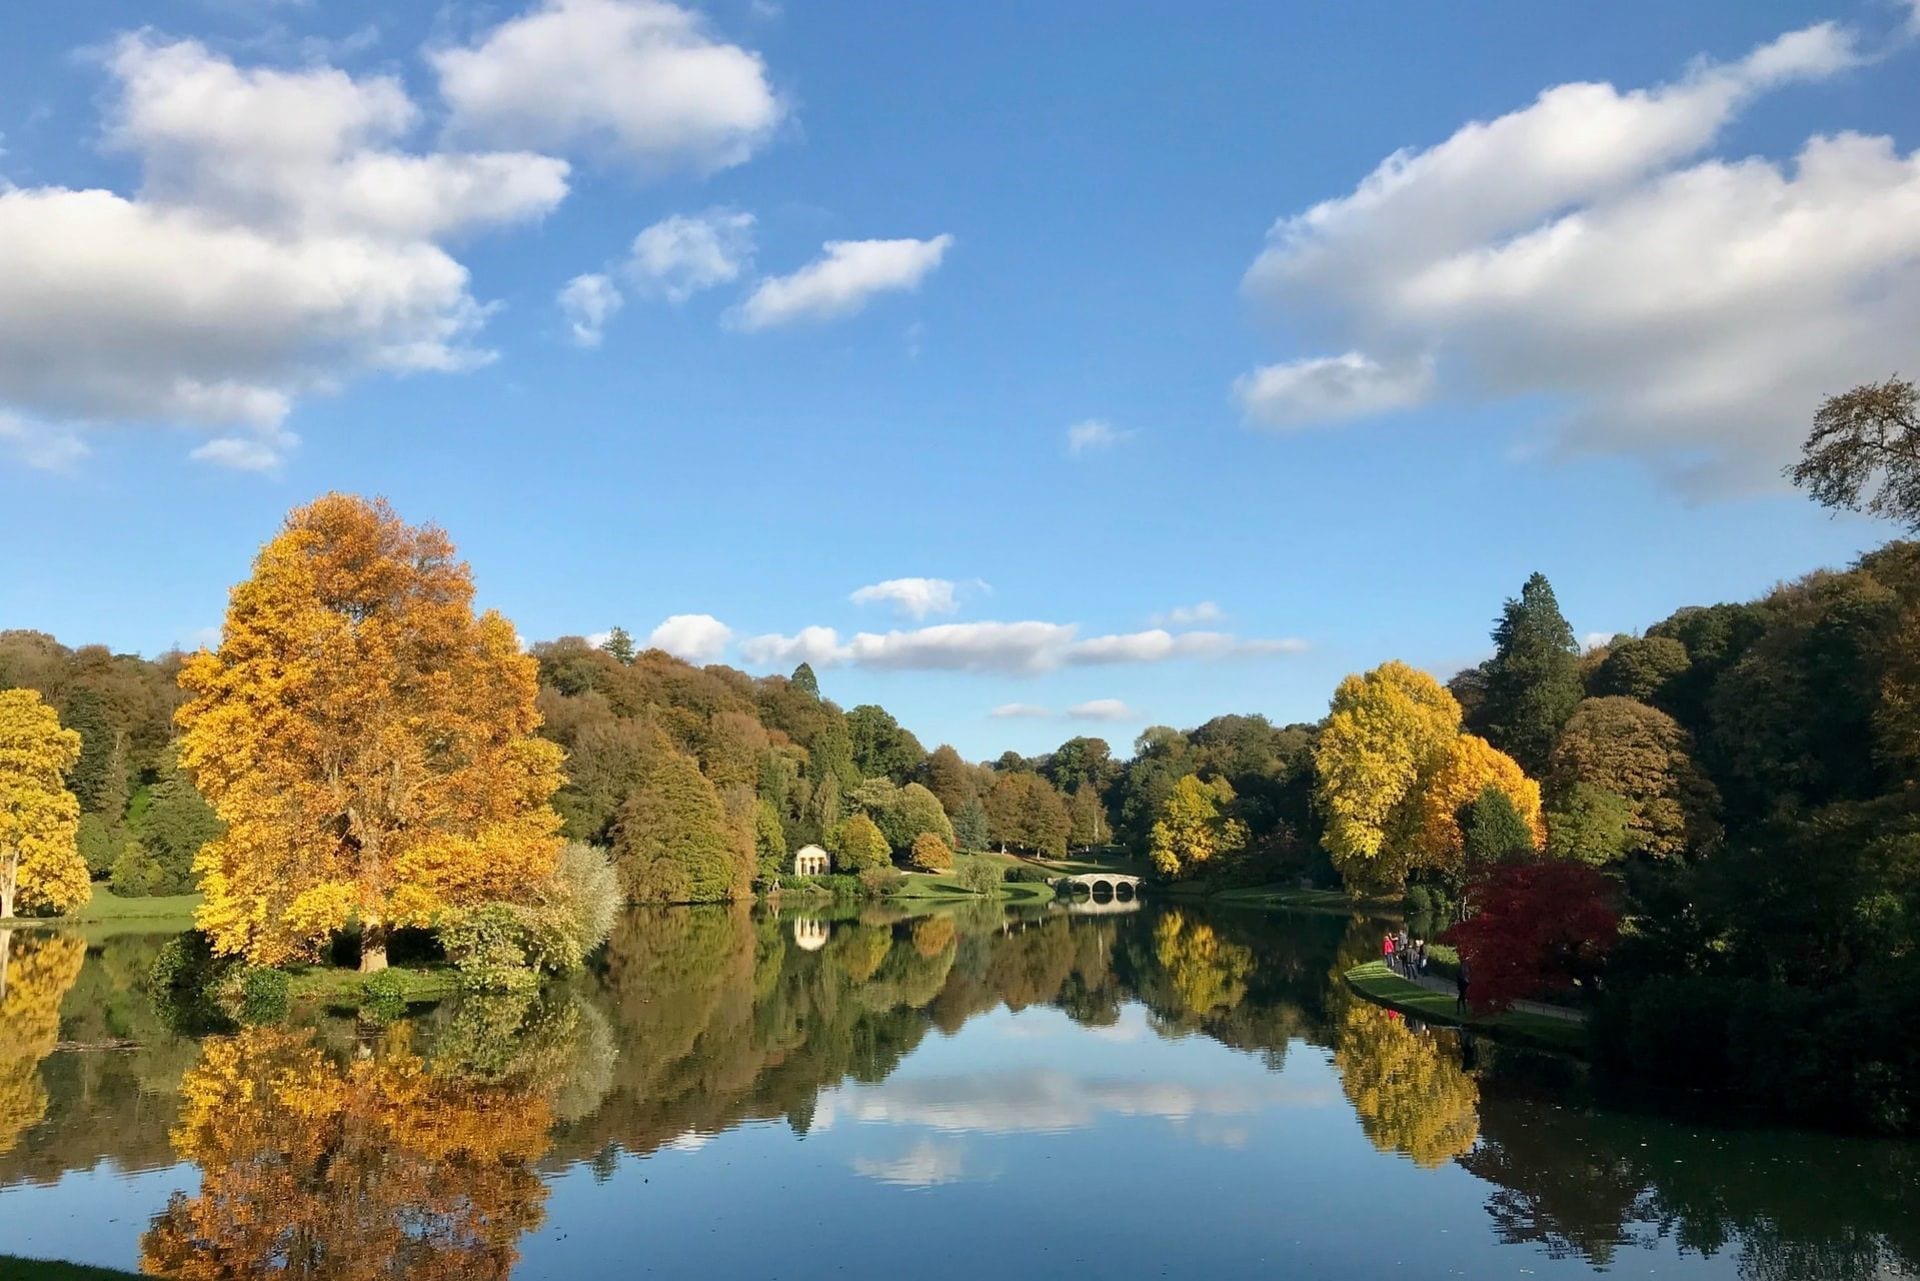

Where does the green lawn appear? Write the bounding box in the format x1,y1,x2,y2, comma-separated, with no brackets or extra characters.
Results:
4,887,202,941
890,861,1057,904
0,1257,145,1280
1343,960,1588,1056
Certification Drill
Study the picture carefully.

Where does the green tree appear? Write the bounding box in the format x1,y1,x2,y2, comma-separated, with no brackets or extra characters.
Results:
1148,775,1247,880
1462,785,1535,869
1044,736,1114,795
1590,636,1690,705
610,729,748,903
1483,572,1583,774
1788,376,1920,529
752,799,788,883
921,744,978,817
1545,784,1633,867
600,627,636,664
833,813,891,873
133,748,221,894
953,796,989,852
847,705,926,783
789,662,820,699
1069,783,1106,848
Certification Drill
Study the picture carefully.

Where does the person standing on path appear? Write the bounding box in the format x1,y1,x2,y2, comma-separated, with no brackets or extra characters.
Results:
1456,957,1471,1013
1396,928,1412,978
1382,931,1396,973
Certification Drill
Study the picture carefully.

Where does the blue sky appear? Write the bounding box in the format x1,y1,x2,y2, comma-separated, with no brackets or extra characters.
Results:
2,0,1916,759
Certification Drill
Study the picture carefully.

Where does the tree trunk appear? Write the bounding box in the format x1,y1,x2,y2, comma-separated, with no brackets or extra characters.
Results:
360,922,388,974
0,928,12,1001
0,849,16,923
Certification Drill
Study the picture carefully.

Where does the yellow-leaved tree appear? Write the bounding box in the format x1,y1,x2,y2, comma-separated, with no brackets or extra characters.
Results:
1147,774,1247,880
176,494,565,970
1407,733,1544,875
1313,661,1462,892
0,932,87,1156
0,688,89,921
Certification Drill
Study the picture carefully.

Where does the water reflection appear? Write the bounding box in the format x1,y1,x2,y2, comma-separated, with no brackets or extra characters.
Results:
0,903,1915,1279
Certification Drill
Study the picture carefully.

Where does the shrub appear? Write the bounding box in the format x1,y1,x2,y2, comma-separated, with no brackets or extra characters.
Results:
110,841,166,897
1004,864,1051,884
360,969,412,1023
835,814,892,873
957,860,1004,896
858,866,906,898
908,833,954,873
439,903,539,994
235,966,289,1025
521,842,620,975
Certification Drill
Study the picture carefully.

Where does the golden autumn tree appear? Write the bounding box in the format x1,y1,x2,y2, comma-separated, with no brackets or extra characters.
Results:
0,932,87,1156
176,495,564,969
1407,733,1544,876
0,688,89,921
1147,774,1248,880
1313,661,1462,892
1153,909,1254,1018
141,1024,553,1280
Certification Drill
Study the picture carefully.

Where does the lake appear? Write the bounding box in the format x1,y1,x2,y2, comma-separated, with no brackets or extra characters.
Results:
1,901,1915,1279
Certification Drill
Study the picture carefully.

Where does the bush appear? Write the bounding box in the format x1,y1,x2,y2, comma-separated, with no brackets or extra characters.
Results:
1004,864,1051,884
147,931,234,1035
857,866,906,898
439,903,539,994
360,969,411,1023
521,842,620,975
957,860,1004,896
235,966,289,1025
110,841,166,897
834,814,892,873
908,832,954,873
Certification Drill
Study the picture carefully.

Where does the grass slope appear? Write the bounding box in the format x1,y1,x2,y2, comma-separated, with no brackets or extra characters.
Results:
1343,960,1588,1056
0,1257,146,1280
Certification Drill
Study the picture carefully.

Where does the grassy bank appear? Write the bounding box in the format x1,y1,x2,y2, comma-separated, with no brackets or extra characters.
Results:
1343,960,1588,1056
5,887,202,941
0,1257,145,1280
284,963,460,1013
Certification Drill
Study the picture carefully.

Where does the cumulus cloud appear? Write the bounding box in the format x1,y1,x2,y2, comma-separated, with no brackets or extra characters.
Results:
1236,21,1920,491
735,235,953,330
1151,602,1224,627
647,613,733,663
852,1140,970,1188
0,35,568,469
0,414,87,471
849,576,962,619
432,0,781,173
625,208,755,301
1067,699,1139,722
1066,419,1131,454
990,703,1052,719
739,620,1305,675
558,272,623,346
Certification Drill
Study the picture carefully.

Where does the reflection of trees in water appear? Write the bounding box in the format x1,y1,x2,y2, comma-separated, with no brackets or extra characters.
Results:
1464,1087,1920,1278
141,1024,554,1280
1151,910,1253,1020
0,932,85,1157
1332,1001,1480,1168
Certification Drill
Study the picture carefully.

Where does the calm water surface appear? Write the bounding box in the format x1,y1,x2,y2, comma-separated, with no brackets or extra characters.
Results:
0,903,1914,1279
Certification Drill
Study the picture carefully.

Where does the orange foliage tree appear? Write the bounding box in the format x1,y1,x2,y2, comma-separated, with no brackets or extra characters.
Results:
176,495,564,969
0,688,89,920
1407,733,1544,876
141,1024,553,1280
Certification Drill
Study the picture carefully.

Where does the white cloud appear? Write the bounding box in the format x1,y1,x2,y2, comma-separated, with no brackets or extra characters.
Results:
735,235,953,330
1150,602,1224,627
849,576,961,620
432,0,782,173
1065,419,1130,455
990,703,1052,719
738,624,844,669
625,208,755,301
0,36,568,470
0,414,87,471
739,620,1305,675
1236,22,1920,492
558,272,623,346
1234,353,1433,429
647,613,733,663
1907,0,1920,36
1067,699,1138,722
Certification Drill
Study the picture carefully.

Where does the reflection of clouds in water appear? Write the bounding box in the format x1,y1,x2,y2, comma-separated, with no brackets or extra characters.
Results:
1183,1119,1251,1150
818,1068,1335,1135
851,1139,973,1188
663,1130,713,1153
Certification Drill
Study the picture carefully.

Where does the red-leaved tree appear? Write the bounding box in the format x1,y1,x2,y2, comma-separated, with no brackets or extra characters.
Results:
1444,861,1618,1013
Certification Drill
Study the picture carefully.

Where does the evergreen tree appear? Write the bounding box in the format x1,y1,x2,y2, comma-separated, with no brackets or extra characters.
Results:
600,626,636,664
953,796,990,852
790,662,820,699
1462,785,1536,869
1482,573,1583,774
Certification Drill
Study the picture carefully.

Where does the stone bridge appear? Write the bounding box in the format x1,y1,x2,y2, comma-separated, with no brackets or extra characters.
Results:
1055,872,1144,900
